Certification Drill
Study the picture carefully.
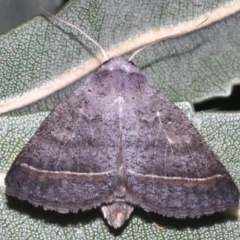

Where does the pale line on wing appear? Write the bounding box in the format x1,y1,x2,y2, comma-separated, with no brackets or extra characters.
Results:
156,111,175,161
128,169,224,182
21,163,114,177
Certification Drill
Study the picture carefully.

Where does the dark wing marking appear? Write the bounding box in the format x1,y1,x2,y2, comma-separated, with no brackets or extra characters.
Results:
5,66,125,212
121,73,239,217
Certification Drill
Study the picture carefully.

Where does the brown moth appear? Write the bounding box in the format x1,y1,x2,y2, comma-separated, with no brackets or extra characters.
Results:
5,13,239,229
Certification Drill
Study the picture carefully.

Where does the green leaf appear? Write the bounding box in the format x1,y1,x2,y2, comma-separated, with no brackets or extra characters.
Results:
0,0,240,239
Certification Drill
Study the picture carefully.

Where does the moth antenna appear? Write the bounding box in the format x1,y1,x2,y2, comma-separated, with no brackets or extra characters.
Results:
129,18,208,61
42,9,109,61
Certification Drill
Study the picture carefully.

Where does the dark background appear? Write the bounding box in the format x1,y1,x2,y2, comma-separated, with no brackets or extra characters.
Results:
0,0,69,34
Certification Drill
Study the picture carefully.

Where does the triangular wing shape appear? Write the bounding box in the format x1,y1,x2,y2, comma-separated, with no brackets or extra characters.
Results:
5,59,127,213
5,56,239,227
120,65,239,217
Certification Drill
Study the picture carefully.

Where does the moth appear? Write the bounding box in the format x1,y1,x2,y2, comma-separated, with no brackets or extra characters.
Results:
5,13,239,229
